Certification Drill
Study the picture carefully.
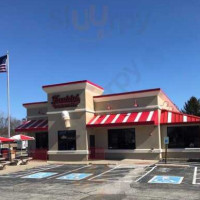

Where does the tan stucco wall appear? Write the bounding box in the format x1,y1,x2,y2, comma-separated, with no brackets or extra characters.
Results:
87,125,160,150
47,89,85,112
48,112,87,151
157,93,179,112
94,96,158,112
27,106,47,119
85,90,95,111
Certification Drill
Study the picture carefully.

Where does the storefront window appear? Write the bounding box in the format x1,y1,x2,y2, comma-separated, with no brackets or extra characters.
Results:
108,128,135,149
58,130,76,150
167,126,200,148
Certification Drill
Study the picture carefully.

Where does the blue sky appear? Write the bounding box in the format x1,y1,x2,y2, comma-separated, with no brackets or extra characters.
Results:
0,0,200,119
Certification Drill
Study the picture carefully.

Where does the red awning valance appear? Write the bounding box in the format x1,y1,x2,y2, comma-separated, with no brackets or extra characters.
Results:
15,119,48,132
87,110,158,127
161,110,200,125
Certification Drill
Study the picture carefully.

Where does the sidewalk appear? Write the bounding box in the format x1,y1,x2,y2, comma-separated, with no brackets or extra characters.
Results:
0,160,48,175
47,159,158,166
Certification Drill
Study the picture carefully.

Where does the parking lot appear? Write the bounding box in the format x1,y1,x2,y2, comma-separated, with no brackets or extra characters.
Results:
0,164,147,183
0,163,200,200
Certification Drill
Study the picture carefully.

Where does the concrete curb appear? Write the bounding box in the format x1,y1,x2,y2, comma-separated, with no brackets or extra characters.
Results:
156,163,189,168
47,159,158,166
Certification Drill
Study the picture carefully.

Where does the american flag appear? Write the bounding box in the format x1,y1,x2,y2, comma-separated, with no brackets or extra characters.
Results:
0,55,7,73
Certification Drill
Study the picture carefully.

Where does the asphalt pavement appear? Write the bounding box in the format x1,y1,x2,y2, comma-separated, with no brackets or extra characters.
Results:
0,163,199,200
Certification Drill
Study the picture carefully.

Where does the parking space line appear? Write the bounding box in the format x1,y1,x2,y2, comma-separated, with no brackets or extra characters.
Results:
135,166,157,182
88,165,120,181
47,165,91,179
193,167,197,184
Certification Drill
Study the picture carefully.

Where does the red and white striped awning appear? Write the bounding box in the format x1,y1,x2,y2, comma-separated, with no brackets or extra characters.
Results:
161,110,200,125
87,110,158,127
15,119,48,132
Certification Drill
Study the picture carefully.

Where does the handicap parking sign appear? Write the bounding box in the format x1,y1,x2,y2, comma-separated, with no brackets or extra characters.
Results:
164,137,169,145
22,172,57,179
148,176,184,184
57,173,93,181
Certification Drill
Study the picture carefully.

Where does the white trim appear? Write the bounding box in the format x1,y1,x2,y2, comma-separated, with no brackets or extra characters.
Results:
91,115,100,125
111,114,120,123
48,150,89,155
147,111,154,121
123,113,131,123
47,109,95,115
134,112,142,122
168,112,172,123
163,148,200,153
183,115,187,122
101,115,110,124
105,149,161,153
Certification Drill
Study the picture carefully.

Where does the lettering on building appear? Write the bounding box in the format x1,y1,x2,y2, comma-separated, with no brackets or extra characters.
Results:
51,94,80,108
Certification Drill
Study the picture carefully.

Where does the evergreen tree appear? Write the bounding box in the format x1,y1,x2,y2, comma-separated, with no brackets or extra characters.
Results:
182,96,200,116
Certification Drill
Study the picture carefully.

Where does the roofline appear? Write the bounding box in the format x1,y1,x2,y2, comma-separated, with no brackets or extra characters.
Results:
42,80,104,90
162,109,200,119
93,88,161,98
23,101,48,106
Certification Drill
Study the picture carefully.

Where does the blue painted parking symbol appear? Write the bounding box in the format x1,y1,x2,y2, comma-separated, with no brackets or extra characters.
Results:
57,173,93,180
22,172,57,179
148,176,184,184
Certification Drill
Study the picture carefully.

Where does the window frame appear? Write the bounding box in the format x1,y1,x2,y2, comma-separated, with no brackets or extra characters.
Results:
167,126,200,148
108,128,136,150
58,130,76,151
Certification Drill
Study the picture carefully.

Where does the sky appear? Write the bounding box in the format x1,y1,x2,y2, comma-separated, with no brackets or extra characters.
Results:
0,0,200,119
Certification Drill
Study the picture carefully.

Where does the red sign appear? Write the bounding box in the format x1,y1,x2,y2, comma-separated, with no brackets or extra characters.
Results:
51,94,80,108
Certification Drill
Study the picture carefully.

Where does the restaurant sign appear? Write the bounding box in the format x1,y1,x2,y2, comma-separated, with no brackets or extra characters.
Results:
51,94,80,108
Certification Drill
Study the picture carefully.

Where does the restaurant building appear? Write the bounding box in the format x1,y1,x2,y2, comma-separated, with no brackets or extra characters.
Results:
15,80,200,161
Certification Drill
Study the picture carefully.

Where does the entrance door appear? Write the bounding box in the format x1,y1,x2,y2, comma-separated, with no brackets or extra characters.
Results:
89,135,95,159
32,132,48,160
90,135,95,148
36,132,48,149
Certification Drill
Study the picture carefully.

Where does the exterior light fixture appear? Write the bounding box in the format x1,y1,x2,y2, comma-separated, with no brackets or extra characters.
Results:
134,100,138,107
107,105,111,110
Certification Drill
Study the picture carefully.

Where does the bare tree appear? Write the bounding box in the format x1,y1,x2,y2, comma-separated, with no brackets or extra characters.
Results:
0,112,22,137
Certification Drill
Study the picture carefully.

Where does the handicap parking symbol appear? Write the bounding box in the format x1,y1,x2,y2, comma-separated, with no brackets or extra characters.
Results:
22,172,57,179
148,176,184,184
57,173,93,180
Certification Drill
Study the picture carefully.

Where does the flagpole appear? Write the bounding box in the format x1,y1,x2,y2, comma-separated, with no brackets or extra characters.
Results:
7,50,11,138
